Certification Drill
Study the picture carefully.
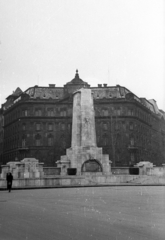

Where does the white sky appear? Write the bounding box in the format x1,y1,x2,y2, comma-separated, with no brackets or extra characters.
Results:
0,0,165,110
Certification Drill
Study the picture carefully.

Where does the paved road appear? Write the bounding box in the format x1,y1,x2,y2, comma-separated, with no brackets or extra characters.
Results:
0,186,165,240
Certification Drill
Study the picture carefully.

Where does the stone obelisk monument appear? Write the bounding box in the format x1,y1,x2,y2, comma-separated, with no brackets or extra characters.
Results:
57,88,111,175
71,88,96,148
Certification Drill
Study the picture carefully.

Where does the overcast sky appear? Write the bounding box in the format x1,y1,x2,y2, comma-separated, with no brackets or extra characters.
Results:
0,0,164,110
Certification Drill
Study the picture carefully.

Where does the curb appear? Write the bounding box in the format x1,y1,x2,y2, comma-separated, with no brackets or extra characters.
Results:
1,183,165,191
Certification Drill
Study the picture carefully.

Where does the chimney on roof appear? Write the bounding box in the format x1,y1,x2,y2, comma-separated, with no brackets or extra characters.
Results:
98,84,102,87
103,84,107,87
49,84,56,87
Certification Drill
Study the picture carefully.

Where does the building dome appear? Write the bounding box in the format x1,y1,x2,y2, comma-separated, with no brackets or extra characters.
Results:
66,70,89,86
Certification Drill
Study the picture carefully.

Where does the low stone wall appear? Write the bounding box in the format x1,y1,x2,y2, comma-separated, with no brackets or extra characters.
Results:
146,167,165,177
43,167,61,175
1,174,165,189
0,176,89,189
111,167,130,175
111,165,165,176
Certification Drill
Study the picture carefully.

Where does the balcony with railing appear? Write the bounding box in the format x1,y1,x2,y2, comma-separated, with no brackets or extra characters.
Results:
18,139,29,151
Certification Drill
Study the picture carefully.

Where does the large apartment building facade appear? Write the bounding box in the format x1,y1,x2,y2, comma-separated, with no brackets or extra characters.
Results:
0,71,165,167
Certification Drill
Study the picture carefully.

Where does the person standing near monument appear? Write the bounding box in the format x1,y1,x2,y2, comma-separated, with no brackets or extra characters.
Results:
6,171,13,192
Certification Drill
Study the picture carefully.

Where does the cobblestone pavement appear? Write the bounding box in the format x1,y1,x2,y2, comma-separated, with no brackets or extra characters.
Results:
0,186,165,240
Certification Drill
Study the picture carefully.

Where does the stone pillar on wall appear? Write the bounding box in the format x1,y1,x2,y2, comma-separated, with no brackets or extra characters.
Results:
134,161,154,175
0,158,44,179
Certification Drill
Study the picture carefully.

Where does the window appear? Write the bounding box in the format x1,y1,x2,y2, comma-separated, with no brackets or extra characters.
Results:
48,123,53,131
22,109,28,116
68,108,72,116
68,123,71,131
115,122,119,131
48,135,53,146
61,123,65,130
116,152,121,163
97,135,100,145
47,109,54,116
36,123,41,131
115,107,121,116
128,109,131,116
122,121,126,130
130,137,134,146
35,134,41,146
130,153,135,162
16,137,19,147
128,108,134,116
35,109,42,116
130,122,134,130
103,122,108,130
22,123,26,131
22,138,26,147
103,134,108,146
60,109,67,117
102,109,108,116
162,137,165,147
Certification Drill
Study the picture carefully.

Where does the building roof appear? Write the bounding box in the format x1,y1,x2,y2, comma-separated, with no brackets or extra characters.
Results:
65,70,89,86
2,72,164,118
25,86,64,100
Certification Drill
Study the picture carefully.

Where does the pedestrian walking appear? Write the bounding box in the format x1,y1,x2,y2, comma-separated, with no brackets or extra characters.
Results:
6,172,13,192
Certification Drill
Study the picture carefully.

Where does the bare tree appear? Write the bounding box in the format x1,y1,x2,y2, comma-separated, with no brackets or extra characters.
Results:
109,111,123,167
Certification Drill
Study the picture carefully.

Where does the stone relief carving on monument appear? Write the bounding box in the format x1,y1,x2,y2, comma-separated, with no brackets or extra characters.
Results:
84,117,91,127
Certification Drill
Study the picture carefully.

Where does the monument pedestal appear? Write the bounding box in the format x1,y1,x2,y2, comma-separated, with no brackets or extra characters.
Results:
57,146,111,176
